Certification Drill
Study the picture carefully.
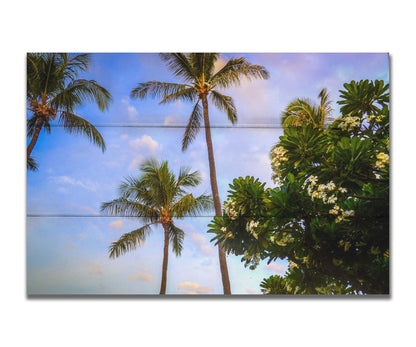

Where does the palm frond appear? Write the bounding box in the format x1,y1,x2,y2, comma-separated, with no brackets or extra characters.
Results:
109,223,156,259
159,53,196,82
27,117,37,137
100,197,160,223
281,96,330,128
58,111,106,152
139,158,176,208
182,101,203,151
281,114,301,128
209,57,270,89
52,79,112,112
189,53,220,81
168,222,184,256
131,81,190,101
170,193,213,218
27,53,43,98
209,90,237,124
27,156,38,171
56,53,90,80
119,176,150,201
176,167,202,189
159,87,198,104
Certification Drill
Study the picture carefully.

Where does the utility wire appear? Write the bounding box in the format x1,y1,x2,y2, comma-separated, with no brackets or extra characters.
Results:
27,214,216,218
47,124,285,129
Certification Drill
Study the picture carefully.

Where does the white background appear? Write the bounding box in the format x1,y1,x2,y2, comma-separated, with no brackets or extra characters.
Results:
1,1,413,346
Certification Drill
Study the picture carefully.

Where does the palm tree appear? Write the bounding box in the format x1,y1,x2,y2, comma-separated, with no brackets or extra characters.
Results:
131,53,270,294
281,88,333,128
27,53,112,170
101,158,213,295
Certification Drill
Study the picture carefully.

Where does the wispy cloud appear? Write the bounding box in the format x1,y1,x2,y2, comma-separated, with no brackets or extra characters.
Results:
48,176,97,192
130,271,153,282
263,263,287,275
164,114,180,125
122,97,139,121
190,232,215,255
109,220,124,229
177,281,214,294
71,204,98,215
84,263,103,276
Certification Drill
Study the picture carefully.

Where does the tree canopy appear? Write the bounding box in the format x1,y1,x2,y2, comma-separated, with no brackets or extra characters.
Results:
208,80,389,294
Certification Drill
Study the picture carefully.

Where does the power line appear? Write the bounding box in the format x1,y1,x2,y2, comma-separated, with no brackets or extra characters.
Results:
46,124,285,129
26,214,215,218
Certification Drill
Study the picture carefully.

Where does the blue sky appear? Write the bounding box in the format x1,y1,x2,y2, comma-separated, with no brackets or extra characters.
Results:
27,53,389,295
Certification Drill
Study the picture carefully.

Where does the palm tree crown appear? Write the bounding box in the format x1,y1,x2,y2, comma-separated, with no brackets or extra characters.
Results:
281,88,333,128
131,53,270,150
101,158,213,294
27,53,112,169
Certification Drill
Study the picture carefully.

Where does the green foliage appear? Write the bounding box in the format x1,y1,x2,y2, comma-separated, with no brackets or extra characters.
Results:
338,80,389,116
281,88,333,128
27,156,38,171
27,53,112,168
209,80,389,294
102,158,213,258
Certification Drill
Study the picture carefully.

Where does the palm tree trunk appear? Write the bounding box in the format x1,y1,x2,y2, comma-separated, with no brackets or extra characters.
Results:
201,94,231,295
27,117,43,158
160,223,170,295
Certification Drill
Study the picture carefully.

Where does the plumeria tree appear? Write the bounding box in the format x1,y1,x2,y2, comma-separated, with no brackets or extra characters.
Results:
208,80,389,294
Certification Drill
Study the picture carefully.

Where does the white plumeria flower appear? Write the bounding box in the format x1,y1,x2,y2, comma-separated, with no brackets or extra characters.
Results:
327,181,336,190
327,195,337,204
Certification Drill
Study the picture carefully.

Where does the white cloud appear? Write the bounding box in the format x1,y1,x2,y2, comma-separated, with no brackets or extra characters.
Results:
164,114,180,125
190,232,205,245
129,135,161,153
128,135,162,170
128,154,145,170
263,263,287,275
200,245,215,255
130,272,153,282
109,220,124,229
77,233,86,239
190,232,215,255
120,134,129,141
48,175,97,192
71,204,97,214
177,281,214,294
122,97,139,121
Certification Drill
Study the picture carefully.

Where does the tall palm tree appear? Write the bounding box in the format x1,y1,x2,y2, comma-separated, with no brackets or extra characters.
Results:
27,53,112,170
281,88,333,128
101,158,213,295
130,53,270,294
